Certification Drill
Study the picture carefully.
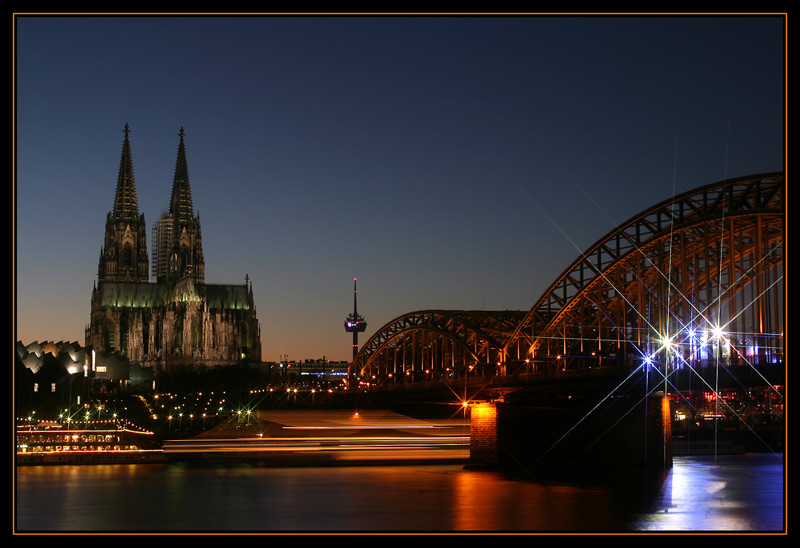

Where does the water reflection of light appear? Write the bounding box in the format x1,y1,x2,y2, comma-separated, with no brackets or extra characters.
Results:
634,457,781,531
451,470,625,531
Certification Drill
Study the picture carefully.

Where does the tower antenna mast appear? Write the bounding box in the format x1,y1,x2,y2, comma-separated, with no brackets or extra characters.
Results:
344,278,367,360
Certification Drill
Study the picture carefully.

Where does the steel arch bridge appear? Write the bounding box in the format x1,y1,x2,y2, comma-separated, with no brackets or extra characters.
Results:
352,172,784,387
352,309,526,386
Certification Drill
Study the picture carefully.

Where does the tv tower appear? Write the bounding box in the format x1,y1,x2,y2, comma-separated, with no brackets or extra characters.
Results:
344,278,367,360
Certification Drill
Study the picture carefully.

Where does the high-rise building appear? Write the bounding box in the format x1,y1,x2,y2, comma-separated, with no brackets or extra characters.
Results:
86,125,261,370
151,211,173,282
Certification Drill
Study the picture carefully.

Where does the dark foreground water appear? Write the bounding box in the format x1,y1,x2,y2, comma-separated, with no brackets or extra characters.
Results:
15,453,784,533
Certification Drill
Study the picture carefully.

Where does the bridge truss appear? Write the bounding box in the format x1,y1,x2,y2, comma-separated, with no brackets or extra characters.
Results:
352,309,525,386
352,172,784,387
503,172,784,374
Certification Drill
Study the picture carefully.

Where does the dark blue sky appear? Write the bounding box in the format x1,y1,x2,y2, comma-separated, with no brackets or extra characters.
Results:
14,15,785,362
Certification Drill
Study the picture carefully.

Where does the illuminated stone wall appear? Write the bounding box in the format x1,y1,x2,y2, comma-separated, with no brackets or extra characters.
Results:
468,402,499,468
87,281,261,371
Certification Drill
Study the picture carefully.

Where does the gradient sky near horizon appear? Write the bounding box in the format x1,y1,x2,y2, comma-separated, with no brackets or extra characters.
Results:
14,14,785,362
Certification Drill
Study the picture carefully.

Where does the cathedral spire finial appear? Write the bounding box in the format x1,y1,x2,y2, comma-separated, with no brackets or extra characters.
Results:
99,125,149,283
169,126,194,223
112,123,140,222
164,127,205,284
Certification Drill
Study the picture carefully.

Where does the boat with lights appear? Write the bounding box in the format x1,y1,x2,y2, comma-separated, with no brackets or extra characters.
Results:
15,421,166,465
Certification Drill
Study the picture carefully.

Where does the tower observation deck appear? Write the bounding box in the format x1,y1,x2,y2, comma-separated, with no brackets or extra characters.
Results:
344,278,367,360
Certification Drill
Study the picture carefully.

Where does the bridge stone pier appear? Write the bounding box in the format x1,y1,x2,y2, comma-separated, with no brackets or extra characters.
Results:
468,394,672,471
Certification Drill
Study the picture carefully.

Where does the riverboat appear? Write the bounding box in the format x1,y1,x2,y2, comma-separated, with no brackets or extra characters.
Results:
15,421,166,465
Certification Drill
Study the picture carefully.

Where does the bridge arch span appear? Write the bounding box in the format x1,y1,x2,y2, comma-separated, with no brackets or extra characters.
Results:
351,309,525,386
351,172,784,386
503,172,784,373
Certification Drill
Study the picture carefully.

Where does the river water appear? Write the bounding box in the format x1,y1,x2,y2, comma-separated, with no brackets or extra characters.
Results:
14,453,784,533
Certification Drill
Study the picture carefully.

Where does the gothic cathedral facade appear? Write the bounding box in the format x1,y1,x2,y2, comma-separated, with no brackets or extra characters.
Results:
86,125,261,370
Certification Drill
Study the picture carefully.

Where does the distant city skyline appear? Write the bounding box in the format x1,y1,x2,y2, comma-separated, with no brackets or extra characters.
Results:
14,14,785,362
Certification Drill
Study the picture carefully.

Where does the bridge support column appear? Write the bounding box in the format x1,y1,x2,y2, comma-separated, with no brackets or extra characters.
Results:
648,394,673,468
467,395,672,470
468,402,499,468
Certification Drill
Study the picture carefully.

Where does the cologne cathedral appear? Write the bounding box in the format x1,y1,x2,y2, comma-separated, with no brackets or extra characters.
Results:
86,125,261,370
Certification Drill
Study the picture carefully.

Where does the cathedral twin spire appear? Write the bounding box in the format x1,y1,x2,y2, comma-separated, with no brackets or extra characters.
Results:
111,123,139,223
165,126,204,284
99,124,204,285
169,128,195,224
